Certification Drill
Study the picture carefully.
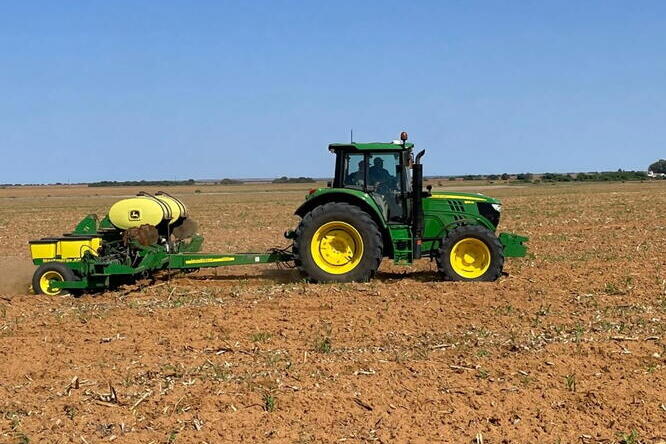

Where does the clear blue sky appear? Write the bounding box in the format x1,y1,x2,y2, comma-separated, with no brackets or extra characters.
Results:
1,1,664,183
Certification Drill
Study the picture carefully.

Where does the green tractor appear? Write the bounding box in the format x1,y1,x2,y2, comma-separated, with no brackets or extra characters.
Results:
28,132,527,296
288,131,527,282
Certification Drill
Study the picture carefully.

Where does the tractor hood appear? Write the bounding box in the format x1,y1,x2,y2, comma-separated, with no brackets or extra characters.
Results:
428,191,500,205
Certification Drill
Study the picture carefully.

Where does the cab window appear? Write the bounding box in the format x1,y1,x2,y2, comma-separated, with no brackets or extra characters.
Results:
344,153,366,189
368,153,400,191
367,152,405,222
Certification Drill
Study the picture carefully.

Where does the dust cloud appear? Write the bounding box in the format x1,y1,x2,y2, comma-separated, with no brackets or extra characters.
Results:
0,256,34,296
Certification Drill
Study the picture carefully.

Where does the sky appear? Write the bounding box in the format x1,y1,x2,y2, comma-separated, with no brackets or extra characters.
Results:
1,1,665,184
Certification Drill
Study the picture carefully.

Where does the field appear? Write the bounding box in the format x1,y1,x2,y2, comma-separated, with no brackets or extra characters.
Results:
1,181,665,443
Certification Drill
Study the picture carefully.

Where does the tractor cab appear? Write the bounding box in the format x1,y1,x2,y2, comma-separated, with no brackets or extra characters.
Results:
329,132,418,223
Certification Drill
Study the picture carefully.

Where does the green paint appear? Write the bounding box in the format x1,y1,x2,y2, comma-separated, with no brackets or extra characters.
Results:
499,232,529,257
297,188,387,226
328,142,414,152
73,214,99,234
169,251,291,269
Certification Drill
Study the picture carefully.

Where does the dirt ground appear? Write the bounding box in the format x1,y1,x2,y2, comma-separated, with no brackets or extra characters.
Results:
1,181,665,443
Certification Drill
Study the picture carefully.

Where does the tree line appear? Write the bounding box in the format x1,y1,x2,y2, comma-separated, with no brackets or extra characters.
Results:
272,176,316,184
440,170,652,183
88,179,197,187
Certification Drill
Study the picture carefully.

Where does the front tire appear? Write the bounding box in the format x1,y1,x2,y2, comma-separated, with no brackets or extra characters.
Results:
294,202,383,283
437,225,504,281
32,263,77,296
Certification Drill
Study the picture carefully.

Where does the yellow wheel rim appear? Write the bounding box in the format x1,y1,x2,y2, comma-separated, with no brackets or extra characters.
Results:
311,221,364,274
449,238,491,279
39,271,64,296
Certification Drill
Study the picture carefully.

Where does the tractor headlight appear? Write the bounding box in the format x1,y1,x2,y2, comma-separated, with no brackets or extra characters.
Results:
477,202,501,227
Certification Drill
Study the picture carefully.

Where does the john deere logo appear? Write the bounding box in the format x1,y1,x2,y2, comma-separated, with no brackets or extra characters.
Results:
129,210,141,220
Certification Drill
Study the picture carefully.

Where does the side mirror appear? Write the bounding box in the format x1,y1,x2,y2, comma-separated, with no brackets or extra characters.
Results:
426,184,432,192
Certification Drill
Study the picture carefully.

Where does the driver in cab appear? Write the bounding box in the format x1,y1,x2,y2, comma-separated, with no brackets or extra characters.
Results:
368,156,401,220
369,157,393,188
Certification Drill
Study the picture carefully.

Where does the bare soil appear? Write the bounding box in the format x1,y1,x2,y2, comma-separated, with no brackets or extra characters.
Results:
1,181,665,443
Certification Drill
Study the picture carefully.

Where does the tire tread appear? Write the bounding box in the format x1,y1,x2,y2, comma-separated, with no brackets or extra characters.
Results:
436,225,504,282
293,202,382,283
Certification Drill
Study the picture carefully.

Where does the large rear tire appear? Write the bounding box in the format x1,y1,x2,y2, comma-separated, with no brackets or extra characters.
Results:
32,263,78,296
294,202,382,283
437,225,504,282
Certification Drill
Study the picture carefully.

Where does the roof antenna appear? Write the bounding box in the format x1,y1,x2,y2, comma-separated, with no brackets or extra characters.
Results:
350,129,354,143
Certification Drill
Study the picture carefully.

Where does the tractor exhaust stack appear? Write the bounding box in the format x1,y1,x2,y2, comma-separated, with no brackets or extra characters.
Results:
412,149,426,259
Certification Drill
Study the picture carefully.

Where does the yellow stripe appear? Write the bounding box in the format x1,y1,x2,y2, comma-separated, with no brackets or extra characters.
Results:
185,257,235,265
430,194,487,201
42,258,80,263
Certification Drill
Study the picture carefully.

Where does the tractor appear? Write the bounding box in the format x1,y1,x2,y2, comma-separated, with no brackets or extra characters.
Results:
28,132,527,295
288,131,527,282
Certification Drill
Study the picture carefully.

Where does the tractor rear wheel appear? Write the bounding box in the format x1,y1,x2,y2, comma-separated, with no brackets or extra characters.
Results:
294,202,382,283
32,263,77,296
437,225,504,281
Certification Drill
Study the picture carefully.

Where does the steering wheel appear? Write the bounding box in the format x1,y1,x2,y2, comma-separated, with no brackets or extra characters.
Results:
375,179,398,194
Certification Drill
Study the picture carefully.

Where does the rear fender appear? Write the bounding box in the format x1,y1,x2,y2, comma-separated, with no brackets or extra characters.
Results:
294,190,394,257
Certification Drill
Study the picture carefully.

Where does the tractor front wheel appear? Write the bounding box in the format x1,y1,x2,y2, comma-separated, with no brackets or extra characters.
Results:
437,225,504,281
32,263,77,296
294,202,382,283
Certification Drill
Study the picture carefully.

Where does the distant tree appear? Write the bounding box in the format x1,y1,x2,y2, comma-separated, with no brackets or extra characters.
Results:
542,172,572,182
649,159,666,174
487,174,499,180
500,173,510,180
272,176,315,184
218,178,242,185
